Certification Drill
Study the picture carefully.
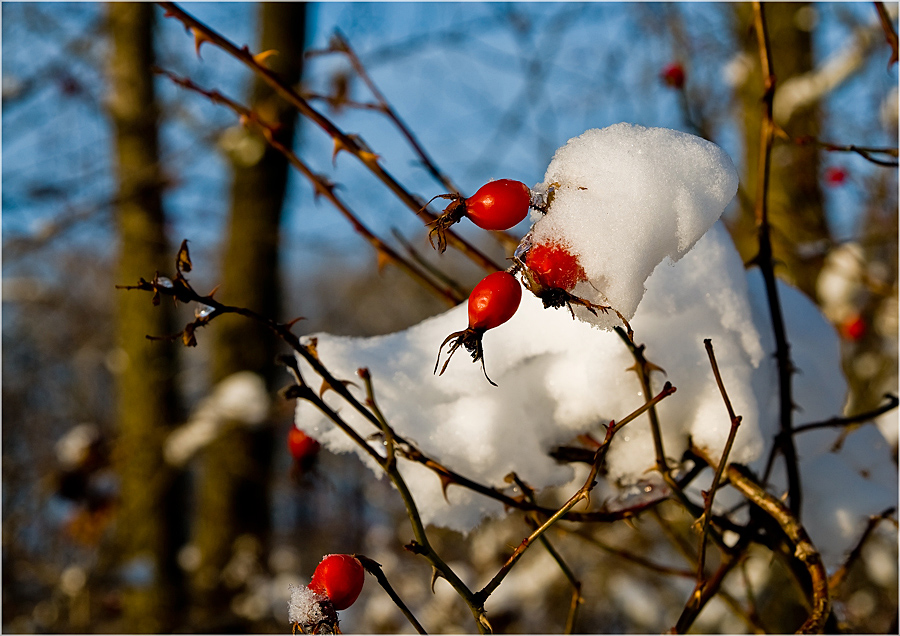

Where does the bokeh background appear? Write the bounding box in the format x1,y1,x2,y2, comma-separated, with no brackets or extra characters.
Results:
2,2,897,633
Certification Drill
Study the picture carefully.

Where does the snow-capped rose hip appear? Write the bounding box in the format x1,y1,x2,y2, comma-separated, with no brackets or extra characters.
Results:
425,179,532,253
308,554,365,611
435,271,522,386
516,237,630,332
525,241,586,291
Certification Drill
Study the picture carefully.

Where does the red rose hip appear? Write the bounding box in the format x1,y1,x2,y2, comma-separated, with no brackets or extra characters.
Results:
426,179,532,252
525,241,586,291
464,179,531,231
287,428,321,461
435,271,522,386
308,554,365,610
467,271,523,330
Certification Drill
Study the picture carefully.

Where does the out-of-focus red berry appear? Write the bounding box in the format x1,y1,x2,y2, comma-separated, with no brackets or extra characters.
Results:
661,62,685,89
841,314,866,341
825,166,847,186
288,428,321,461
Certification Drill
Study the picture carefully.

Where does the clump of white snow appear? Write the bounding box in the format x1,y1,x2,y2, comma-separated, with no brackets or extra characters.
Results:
530,123,739,328
288,583,327,627
292,124,897,568
165,371,270,466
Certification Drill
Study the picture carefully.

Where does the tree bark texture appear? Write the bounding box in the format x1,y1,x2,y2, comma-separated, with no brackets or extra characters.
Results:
190,3,307,629
730,2,830,301
107,2,185,631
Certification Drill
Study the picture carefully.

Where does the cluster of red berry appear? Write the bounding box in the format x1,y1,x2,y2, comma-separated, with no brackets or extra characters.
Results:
428,180,589,385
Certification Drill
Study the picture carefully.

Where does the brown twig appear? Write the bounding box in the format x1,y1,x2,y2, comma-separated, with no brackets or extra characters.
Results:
155,66,465,307
827,506,897,590
695,339,744,580
726,463,830,634
791,393,899,436
326,31,460,195
474,399,645,606
354,554,427,634
751,1,802,519
673,536,750,634
473,383,677,606
613,327,709,524
781,130,899,167
874,1,899,68
613,326,669,475
157,2,505,273
511,475,583,634
349,369,491,633
673,340,746,633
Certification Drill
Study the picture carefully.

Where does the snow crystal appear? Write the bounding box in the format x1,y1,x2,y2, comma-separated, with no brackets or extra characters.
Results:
292,124,897,567
288,583,327,627
530,123,739,328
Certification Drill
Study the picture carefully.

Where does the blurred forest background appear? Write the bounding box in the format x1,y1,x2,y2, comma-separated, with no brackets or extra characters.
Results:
2,2,897,633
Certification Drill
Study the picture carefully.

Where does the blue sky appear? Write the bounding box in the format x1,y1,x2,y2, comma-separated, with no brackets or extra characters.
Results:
2,3,895,293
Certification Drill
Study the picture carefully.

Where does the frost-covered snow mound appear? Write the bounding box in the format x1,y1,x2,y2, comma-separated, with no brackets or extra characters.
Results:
530,123,739,327
293,124,897,569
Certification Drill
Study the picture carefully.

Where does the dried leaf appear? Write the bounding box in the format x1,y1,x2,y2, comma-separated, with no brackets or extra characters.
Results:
176,239,192,273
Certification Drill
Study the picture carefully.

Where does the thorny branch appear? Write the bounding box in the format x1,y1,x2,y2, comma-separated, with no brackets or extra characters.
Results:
725,464,830,634
510,475,583,634
157,2,505,273
827,507,897,590
695,339,743,582
119,242,684,632
751,1,802,520
874,1,899,68
782,130,899,167
118,8,899,630
311,31,459,195
791,393,899,436
475,383,676,606
155,66,465,307
354,555,427,634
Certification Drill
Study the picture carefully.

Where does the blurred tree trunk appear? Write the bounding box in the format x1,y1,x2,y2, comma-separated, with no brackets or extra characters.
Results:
729,2,831,301
107,2,185,631
190,3,307,629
